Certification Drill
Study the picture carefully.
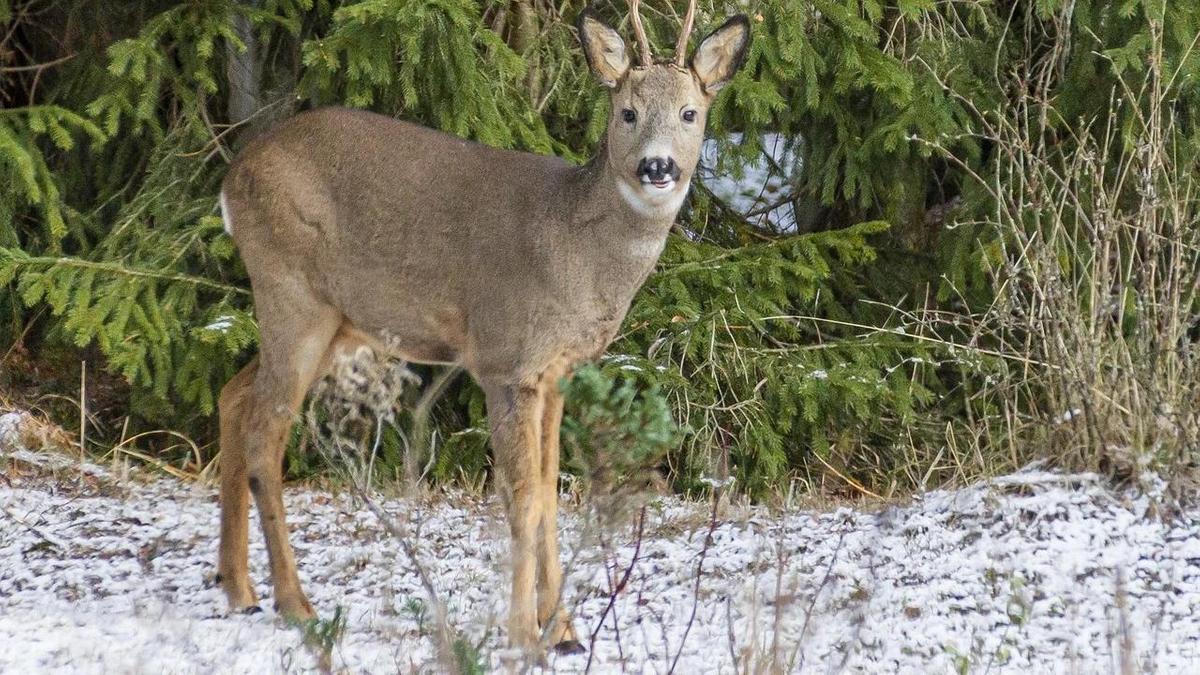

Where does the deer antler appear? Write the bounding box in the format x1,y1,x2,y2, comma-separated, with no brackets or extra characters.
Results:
673,0,696,67
629,0,653,66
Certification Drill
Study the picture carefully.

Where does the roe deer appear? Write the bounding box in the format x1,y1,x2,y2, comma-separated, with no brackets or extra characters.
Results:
216,0,750,654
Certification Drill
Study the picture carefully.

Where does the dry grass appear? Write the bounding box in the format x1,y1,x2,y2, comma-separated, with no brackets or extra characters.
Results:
912,11,1200,500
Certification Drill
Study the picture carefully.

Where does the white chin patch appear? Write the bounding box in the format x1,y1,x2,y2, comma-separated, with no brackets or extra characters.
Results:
618,180,687,218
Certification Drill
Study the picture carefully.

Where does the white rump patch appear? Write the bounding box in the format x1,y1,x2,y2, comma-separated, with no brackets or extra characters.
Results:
219,190,233,236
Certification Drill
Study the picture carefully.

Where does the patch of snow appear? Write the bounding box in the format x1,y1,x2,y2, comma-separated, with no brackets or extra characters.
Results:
699,475,737,490
0,411,25,448
699,133,803,232
602,353,648,373
3,441,111,479
204,316,236,333
1056,409,1083,424
1,458,1199,673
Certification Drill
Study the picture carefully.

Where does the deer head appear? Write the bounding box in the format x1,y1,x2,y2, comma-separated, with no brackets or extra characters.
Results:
578,2,751,216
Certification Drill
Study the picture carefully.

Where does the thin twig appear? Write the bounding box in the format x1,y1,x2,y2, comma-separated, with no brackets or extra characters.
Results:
78,361,86,457
354,491,460,672
808,451,883,500
6,256,250,296
410,366,463,486
0,52,76,73
2,505,68,550
795,524,848,671
668,492,720,674
585,505,647,671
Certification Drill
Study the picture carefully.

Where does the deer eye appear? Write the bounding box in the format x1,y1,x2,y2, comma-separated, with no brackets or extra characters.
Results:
621,109,637,124
682,109,697,123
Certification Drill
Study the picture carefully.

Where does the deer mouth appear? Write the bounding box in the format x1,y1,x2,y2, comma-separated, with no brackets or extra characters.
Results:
641,177,676,191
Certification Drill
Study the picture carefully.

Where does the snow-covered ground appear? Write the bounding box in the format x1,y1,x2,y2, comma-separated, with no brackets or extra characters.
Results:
3,410,1200,673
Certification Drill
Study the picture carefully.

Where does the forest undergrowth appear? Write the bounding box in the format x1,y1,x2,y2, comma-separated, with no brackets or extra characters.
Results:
1,0,1197,501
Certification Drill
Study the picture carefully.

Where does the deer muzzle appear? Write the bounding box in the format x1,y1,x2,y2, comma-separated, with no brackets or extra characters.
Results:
637,156,681,189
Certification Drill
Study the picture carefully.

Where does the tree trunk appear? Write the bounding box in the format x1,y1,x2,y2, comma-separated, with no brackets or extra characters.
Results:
225,3,262,128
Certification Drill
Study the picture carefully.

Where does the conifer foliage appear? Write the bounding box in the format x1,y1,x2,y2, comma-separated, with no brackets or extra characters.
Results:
1,1,1196,495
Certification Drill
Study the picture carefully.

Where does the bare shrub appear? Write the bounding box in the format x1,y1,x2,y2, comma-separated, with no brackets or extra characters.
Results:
303,347,486,672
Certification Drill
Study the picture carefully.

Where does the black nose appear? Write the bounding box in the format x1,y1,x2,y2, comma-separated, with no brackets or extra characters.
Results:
637,156,680,182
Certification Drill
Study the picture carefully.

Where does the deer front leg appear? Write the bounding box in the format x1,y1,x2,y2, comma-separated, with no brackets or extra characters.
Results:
485,381,545,651
537,382,584,653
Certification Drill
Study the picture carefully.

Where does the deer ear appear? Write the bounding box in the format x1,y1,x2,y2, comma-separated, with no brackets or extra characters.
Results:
578,9,631,88
690,15,750,95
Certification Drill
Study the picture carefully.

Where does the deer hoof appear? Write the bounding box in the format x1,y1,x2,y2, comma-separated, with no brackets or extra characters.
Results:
553,639,586,655
242,605,263,615
220,575,259,611
275,596,316,623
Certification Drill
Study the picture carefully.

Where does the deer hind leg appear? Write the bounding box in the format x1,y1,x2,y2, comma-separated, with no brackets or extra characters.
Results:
217,357,262,611
485,379,546,651
536,377,584,653
219,291,342,622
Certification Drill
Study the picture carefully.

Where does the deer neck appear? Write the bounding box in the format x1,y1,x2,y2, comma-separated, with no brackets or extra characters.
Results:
572,148,682,261
562,146,685,316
